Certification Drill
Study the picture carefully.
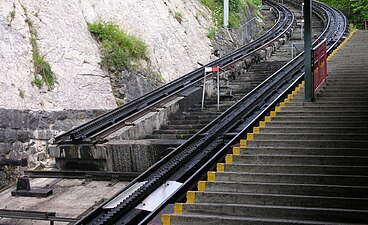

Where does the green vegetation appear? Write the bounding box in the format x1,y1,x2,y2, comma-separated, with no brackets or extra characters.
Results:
7,3,16,26
88,21,149,71
21,3,56,90
319,0,368,28
208,26,217,39
201,0,262,28
175,11,184,23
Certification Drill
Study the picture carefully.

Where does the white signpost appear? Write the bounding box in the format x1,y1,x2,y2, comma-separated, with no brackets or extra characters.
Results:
224,0,229,28
202,67,220,111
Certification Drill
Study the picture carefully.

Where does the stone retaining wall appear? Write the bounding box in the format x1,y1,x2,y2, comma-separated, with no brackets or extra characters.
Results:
0,108,108,167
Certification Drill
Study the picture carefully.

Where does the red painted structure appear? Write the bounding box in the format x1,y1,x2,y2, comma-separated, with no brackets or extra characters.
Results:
312,39,327,92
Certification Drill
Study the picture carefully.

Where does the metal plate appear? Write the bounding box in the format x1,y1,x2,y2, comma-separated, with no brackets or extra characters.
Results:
103,181,147,209
135,181,182,212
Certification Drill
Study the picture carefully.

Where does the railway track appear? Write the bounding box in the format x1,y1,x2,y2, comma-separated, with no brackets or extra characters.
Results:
72,1,347,225
54,0,293,145
24,170,139,182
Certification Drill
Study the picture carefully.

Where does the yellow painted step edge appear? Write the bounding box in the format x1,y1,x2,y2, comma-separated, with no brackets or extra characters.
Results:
233,146,241,155
187,191,196,203
328,30,356,61
174,203,183,214
217,163,225,172
162,214,171,225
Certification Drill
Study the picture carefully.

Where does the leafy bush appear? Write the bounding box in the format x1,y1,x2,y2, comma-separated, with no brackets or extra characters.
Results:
88,21,148,71
319,0,368,29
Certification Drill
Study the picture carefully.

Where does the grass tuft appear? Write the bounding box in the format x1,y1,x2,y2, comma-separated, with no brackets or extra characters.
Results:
174,11,184,23
88,21,148,71
21,3,55,90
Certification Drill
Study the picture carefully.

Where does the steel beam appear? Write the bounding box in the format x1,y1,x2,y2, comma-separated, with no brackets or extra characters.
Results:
304,0,313,101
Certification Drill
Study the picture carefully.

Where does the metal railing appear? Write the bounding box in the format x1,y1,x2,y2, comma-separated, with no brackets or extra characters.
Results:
313,38,328,92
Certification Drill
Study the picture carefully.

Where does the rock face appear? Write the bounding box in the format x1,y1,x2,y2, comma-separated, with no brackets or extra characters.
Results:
81,0,213,82
0,0,116,110
0,0,213,110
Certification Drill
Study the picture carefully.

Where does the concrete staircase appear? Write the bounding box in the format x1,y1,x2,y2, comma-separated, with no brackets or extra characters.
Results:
161,31,368,225
145,60,288,140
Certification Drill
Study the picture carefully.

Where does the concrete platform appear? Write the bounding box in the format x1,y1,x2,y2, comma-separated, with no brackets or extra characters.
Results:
0,178,128,224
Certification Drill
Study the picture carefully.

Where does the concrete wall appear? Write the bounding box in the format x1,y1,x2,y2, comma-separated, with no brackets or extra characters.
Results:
50,86,203,172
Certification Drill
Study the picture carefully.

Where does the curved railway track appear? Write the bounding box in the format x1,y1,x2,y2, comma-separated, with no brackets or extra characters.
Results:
54,0,293,145
74,1,348,225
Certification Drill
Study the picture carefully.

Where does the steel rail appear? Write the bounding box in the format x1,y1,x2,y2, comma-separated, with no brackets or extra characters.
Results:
55,0,292,145
0,209,79,223
75,1,295,224
24,170,139,182
76,1,347,225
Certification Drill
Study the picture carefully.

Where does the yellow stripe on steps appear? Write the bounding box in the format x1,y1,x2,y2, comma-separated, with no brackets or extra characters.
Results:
162,214,171,225
174,203,183,214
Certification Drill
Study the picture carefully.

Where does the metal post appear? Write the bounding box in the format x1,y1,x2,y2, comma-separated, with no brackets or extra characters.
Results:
202,71,206,110
304,0,313,101
301,20,304,39
224,0,229,28
217,70,220,110
302,3,304,17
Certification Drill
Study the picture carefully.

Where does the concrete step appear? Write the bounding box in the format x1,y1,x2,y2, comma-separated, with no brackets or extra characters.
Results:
145,133,193,139
242,147,368,156
169,120,211,125
160,124,204,130
259,126,368,134
213,172,368,186
265,121,368,128
280,106,368,111
184,111,223,116
193,191,368,210
178,203,368,223
286,101,368,107
231,154,368,166
316,88,368,94
252,133,368,141
246,139,368,148
165,214,361,225
188,106,230,112
204,181,368,198
272,109,368,117
152,129,196,135
223,163,368,175
271,115,368,122
194,100,236,106
314,94,368,100
321,84,368,89
173,115,218,121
